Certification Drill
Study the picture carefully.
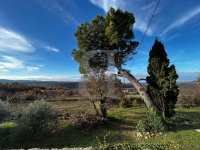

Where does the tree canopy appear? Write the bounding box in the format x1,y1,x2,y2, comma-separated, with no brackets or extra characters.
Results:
146,39,179,118
72,8,138,74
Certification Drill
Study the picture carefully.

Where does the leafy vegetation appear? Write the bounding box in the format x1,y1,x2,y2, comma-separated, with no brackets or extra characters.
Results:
136,111,166,134
12,100,58,141
0,100,11,122
146,39,179,118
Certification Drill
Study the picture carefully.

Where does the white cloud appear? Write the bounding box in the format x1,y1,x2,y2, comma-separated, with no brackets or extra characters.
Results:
43,46,60,52
160,5,200,36
0,69,9,73
90,0,122,12
0,27,35,53
26,66,40,71
0,56,23,69
0,27,59,54
89,1,200,37
89,0,155,36
0,75,80,81
33,41,60,53
0,55,42,72
36,0,78,25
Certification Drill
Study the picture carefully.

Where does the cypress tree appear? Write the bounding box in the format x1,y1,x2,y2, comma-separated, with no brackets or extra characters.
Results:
146,39,179,118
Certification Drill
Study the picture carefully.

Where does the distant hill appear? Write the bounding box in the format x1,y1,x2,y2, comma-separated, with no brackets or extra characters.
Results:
0,79,79,89
0,79,195,90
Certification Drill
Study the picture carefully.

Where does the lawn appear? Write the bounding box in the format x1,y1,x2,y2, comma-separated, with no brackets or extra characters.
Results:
0,101,200,149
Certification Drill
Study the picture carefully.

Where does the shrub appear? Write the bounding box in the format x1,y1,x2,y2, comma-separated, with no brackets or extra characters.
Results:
136,111,166,134
12,100,58,141
70,113,107,130
0,101,11,122
177,94,200,107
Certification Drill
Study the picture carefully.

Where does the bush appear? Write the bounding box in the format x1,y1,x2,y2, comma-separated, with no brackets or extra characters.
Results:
177,94,200,107
70,113,107,130
121,95,144,108
12,100,58,141
136,111,166,134
0,101,11,122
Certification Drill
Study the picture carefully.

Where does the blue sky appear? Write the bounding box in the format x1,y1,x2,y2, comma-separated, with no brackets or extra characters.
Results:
0,0,199,81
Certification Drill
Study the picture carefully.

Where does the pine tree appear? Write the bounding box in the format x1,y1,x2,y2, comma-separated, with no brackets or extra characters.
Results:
72,8,159,113
146,39,179,118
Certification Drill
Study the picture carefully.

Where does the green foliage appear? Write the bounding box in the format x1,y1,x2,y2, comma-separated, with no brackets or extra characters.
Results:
12,100,58,141
72,8,138,73
96,132,110,149
136,111,166,134
121,96,144,108
0,101,11,122
146,39,179,118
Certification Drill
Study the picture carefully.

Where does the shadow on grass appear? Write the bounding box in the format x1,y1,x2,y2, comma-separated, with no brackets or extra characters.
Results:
172,110,200,132
0,122,133,149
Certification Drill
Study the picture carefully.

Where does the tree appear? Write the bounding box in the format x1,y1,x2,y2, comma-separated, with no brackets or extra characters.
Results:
81,72,124,118
146,39,179,118
72,8,159,113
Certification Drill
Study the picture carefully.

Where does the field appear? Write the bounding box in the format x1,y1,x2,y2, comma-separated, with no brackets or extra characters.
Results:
0,97,200,149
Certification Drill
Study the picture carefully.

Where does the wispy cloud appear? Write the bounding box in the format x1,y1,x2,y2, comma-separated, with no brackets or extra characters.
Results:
0,55,42,72
36,43,60,52
160,5,200,36
36,0,79,25
44,46,60,52
90,0,123,12
0,56,23,69
89,0,155,36
89,1,200,37
0,26,60,54
0,27,35,53
26,66,41,71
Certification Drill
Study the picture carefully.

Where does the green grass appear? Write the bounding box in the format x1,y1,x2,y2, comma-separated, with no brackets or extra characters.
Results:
0,105,200,149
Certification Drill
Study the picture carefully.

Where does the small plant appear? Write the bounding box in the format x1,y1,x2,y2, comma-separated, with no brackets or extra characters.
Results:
136,111,166,135
12,100,58,141
0,101,11,122
96,132,110,149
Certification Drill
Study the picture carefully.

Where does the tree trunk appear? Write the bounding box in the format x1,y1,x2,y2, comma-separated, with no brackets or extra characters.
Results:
119,69,159,113
90,99,100,115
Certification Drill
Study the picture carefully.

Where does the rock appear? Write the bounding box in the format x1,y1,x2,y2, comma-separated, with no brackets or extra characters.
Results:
195,129,200,132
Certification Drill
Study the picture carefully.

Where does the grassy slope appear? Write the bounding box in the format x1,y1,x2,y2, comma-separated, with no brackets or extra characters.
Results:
0,105,200,149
